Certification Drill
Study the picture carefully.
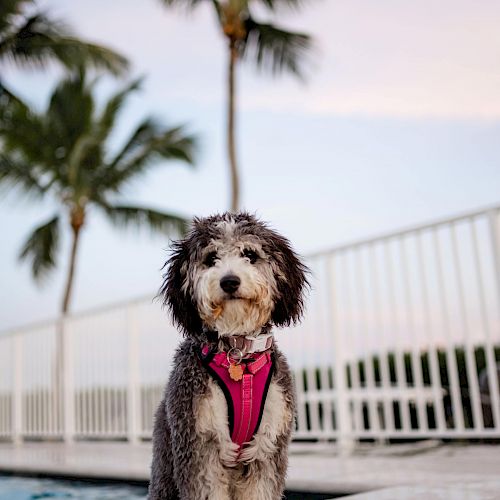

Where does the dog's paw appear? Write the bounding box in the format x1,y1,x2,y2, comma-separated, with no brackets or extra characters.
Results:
220,440,240,468
237,441,260,464
238,435,277,465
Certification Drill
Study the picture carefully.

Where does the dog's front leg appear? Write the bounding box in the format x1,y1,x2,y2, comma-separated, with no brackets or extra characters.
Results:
149,399,178,500
184,378,240,499
196,378,240,466
190,437,234,500
170,434,233,500
235,434,290,500
171,377,237,500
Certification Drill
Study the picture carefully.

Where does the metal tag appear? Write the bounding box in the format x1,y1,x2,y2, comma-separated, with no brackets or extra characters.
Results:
228,363,244,381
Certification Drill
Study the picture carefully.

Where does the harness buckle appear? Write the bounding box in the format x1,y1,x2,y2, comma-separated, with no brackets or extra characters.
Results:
244,334,273,353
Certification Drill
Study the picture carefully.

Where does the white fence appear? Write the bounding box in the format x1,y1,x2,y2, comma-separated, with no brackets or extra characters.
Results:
1,205,500,446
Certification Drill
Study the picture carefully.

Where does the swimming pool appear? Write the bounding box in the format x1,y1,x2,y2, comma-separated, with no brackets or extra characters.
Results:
0,475,342,499
0,476,148,499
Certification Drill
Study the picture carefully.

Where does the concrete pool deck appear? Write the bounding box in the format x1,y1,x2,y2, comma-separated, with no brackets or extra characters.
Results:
0,441,499,498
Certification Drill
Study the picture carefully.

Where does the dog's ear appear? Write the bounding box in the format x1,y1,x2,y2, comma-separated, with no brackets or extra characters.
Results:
267,232,310,328
159,239,202,336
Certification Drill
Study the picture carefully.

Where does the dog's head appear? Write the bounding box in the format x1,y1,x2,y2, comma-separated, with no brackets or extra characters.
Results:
160,212,309,338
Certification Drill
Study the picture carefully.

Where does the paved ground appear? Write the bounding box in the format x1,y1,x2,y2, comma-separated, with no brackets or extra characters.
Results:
0,441,499,498
343,482,500,500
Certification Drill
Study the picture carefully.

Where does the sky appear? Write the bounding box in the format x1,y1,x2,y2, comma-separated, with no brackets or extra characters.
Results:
1,0,500,331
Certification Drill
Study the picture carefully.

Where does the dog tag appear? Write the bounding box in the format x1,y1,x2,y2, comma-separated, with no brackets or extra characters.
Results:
229,363,244,381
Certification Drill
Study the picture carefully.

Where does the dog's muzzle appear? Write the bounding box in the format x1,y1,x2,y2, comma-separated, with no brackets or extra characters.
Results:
220,274,241,294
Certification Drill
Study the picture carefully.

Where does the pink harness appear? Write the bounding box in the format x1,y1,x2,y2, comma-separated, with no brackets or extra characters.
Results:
200,345,274,448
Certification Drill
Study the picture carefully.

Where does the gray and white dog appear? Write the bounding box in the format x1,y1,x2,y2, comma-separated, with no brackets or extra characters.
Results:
148,212,309,500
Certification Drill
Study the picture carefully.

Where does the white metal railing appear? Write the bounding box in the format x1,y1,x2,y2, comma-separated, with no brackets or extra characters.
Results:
1,204,500,446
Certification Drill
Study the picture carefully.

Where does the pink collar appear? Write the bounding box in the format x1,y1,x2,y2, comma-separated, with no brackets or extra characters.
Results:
199,345,274,449
224,333,274,355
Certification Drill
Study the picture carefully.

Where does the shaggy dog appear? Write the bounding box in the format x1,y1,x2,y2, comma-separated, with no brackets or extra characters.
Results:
148,212,309,500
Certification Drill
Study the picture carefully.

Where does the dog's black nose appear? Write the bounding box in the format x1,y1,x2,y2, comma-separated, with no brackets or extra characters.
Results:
220,274,240,294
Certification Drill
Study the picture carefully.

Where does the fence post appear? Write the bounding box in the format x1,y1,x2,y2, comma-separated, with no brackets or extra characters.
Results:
489,209,500,327
12,335,23,445
61,318,75,443
127,304,140,444
328,255,354,454
487,209,500,428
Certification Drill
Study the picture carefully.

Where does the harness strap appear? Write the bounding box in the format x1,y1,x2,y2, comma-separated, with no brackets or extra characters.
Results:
199,345,274,448
235,374,253,445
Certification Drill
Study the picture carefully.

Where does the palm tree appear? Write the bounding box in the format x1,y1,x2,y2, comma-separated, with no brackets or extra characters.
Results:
159,0,312,212
0,0,128,98
0,69,196,314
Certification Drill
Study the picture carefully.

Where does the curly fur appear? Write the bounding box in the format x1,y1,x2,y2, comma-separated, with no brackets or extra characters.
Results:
149,212,309,500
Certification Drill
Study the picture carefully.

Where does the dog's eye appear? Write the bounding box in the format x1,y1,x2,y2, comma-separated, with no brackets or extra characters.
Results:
204,251,218,267
242,249,259,264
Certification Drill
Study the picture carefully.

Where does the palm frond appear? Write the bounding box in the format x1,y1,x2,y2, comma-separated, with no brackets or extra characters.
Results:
45,70,95,158
101,203,188,236
252,0,307,12
0,13,128,75
47,37,129,76
18,214,60,281
151,126,197,163
0,13,62,61
158,0,208,11
97,78,142,140
0,154,47,198
107,118,160,170
210,0,223,22
0,87,51,165
97,123,196,191
242,18,312,78
0,0,30,20
1,70,100,191
0,0,33,35
66,133,103,189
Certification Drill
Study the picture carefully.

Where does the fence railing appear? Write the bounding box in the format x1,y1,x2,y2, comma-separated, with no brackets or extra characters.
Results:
1,204,500,447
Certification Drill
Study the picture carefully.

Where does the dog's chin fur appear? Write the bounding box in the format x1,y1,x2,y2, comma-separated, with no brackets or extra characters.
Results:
200,298,272,337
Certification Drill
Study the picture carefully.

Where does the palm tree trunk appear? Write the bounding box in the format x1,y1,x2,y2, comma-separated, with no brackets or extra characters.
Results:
56,220,82,438
227,39,240,212
62,223,82,315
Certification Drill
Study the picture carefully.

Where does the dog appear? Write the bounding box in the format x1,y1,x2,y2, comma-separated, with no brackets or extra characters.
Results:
148,212,309,500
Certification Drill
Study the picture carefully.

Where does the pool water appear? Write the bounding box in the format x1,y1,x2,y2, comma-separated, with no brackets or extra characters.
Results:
0,476,147,500
0,476,342,499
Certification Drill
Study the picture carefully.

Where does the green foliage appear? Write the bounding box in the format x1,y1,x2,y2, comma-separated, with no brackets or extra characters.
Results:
159,0,206,9
0,69,197,287
242,18,311,77
160,0,313,79
0,154,46,198
102,205,188,236
300,345,500,434
253,0,306,10
18,214,60,281
159,0,313,211
0,0,128,82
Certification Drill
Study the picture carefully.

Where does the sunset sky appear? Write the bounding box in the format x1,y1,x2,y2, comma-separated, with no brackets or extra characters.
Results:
1,0,499,330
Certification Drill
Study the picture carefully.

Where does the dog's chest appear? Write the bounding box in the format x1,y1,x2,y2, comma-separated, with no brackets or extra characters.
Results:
195,377,289,443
